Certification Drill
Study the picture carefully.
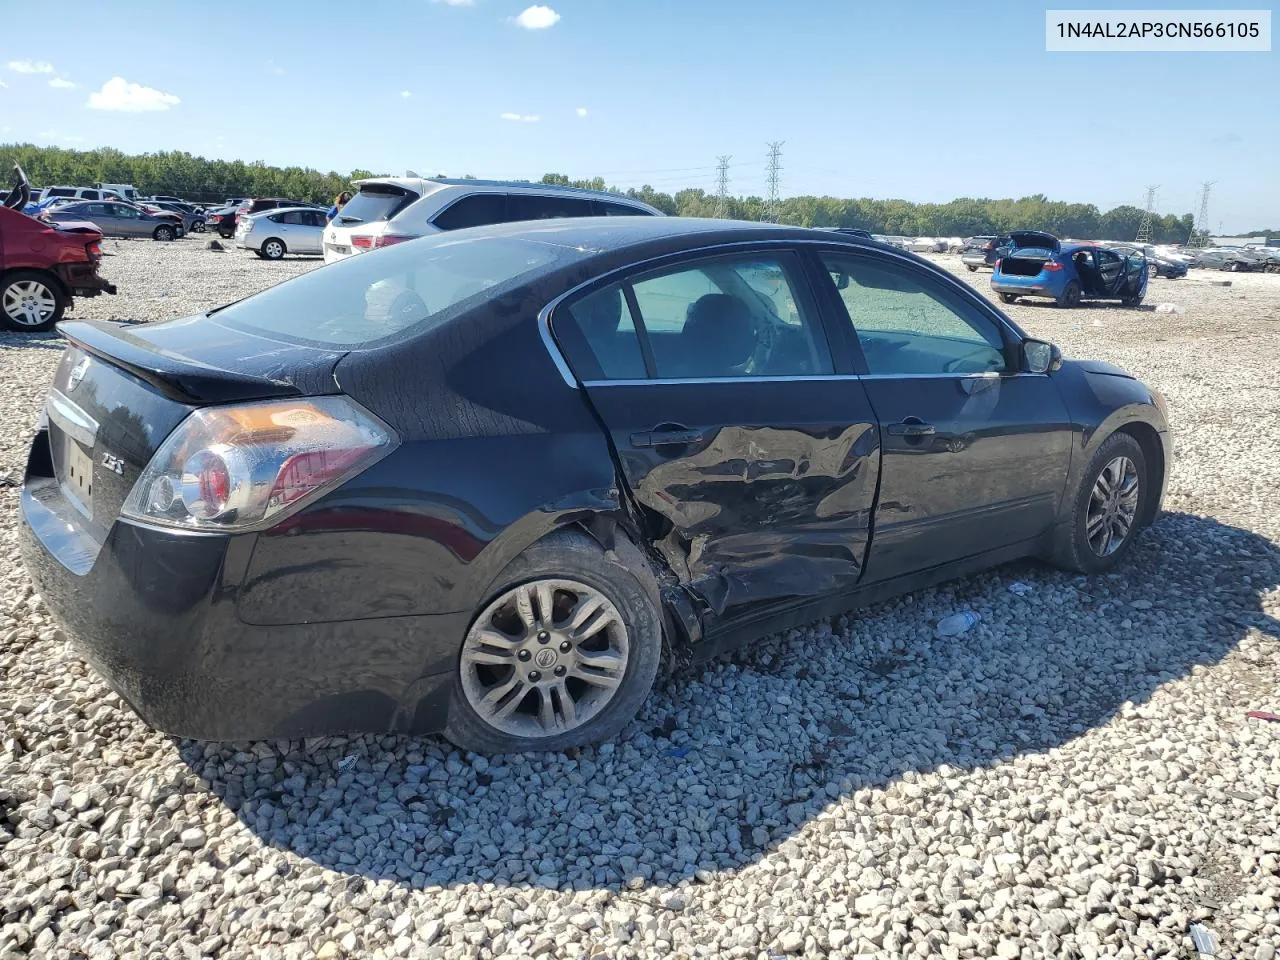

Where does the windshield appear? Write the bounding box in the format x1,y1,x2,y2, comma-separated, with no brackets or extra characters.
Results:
335,184,420,225
214,234,576,347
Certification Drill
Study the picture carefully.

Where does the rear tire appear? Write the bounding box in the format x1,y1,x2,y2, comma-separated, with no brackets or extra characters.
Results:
1123,294,1143,307
999,293,1017,304
444,529,663,755
0,270,66,332
1056,280,1081,308
153,225,175,242
1147,263,1159,280
260,238,286,260
1048,431,1149,574
191,220,206,233
966,264,979,272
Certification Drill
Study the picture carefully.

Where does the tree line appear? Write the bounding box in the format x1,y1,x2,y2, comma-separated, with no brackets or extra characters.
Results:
4,142,1201,243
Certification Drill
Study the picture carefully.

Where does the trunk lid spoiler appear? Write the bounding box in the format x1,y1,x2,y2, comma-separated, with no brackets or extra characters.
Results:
59,318,347,405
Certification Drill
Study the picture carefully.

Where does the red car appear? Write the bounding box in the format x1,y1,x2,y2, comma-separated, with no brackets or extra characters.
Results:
1,165,116,332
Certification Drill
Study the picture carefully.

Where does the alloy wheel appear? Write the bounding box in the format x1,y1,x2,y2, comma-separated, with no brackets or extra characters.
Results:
264,240,285,259
460,578,628,739
2,280,57,326
1085,455,1140,557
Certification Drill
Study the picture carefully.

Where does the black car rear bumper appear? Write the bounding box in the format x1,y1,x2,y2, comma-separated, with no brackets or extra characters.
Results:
18,445,464,741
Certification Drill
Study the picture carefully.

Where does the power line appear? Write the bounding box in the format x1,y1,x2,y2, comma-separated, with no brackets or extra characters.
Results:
764,141,784,222
1135,185,1158,243
1189,181,1215,247
714,155,731,218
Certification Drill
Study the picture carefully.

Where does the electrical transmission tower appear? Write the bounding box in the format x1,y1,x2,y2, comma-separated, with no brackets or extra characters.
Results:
1135,185,1158,243
1188,181,1214,248
714,155,732,219
765,141,784,223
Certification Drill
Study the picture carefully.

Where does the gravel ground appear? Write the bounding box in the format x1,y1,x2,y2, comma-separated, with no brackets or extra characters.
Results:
2,239,1278,960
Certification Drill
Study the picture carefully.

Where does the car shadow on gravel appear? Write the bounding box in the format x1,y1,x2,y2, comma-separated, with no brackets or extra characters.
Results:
177,510,1278,893
0,330,63,349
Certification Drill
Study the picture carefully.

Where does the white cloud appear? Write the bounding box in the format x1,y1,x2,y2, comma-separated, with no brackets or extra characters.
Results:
0,80,7,89
500,112,540,122
49,77,77,89
266,60,286,76
8,60,55,74
513,4,559,29
430,0,475,5
400,90,412,98
87,76,180,112
576,106,588,118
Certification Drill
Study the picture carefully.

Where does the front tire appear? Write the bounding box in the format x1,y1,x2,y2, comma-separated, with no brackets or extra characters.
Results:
1,270,66,332
1148,263,1159,280
1048,432,1149,574
966,264,979,272
153,224,175,242
998,292,1017,304
260,238,286,260
1056,280,1081,308
445,529,663,754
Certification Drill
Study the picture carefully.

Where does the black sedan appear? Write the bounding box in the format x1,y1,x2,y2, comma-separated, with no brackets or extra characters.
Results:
1109,244,1189,280
19,218,1172,754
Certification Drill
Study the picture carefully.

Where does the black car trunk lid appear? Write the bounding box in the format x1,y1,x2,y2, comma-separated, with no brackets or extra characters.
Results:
44,319,346,542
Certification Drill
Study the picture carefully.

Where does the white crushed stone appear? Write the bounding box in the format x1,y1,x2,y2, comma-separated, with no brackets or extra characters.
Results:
1,242,1278,959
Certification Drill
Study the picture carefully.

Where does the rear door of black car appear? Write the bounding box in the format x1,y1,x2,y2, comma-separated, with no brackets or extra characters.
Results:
550,248,881,620
812,247,1074,582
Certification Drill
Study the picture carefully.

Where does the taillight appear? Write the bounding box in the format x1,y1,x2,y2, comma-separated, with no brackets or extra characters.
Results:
351,235,374,250
993,259,1002,269
1042,261,1063,272
372,235,413,249
121,397,398,531
85,240,102,260
208,214,221,223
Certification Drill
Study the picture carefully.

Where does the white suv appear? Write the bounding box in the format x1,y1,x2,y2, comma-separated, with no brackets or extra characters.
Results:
322,178,663,263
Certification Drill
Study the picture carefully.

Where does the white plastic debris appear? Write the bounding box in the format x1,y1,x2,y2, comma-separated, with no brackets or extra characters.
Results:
1008,581,1033,597
337,755,359,773
1155,302,1183,314
1189,923,1217,955
1092,319,1105,327
936,611,979,638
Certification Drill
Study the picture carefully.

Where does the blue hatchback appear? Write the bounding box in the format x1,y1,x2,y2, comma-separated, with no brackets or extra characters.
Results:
992,231,1148,308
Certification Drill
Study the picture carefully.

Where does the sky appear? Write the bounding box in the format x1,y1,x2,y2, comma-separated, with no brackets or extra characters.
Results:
1,0,1276,230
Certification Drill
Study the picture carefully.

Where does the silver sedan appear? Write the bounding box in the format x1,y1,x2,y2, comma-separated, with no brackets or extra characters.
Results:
235,207,326,259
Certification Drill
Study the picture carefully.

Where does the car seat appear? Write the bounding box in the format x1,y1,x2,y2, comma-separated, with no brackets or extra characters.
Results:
679,294,757,378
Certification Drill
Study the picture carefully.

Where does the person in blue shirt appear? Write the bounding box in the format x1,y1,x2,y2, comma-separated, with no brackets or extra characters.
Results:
327,191,352,222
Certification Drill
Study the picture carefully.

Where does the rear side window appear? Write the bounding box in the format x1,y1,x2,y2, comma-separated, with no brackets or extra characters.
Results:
81,190,100,200
555,254,833,381
336,184,420,225
432,194,508,231
48,188,73,198
215,235,576,348
598,201,650,217
507,194,595,222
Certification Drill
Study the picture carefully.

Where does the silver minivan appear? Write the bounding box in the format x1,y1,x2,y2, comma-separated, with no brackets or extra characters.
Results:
323,178,663,264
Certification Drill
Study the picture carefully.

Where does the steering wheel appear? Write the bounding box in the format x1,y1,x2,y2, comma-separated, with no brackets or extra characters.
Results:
943,347,1000,373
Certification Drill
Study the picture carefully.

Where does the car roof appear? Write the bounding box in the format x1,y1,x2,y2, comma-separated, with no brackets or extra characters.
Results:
248,206,321,217
417,215,889,256
352,175,658,209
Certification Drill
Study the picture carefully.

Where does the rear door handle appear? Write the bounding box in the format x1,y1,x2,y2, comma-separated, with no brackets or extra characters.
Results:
886,418,935,437
631,427,705,447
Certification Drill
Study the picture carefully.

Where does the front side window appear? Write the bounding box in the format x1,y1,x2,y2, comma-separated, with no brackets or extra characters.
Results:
432,194,508,231
821,253,1007,375
555,254,833,381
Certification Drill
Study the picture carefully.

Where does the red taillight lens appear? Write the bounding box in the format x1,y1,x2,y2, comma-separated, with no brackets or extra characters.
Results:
1043,261,1063,272
372,235,412,249
121,397,398,531
993,259,1002,269
271,448,367,509
208,214,221,223
351,235,374,250
85,240,102,260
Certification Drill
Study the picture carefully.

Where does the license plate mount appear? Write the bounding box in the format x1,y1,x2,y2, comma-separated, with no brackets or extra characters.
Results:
63,436,94,517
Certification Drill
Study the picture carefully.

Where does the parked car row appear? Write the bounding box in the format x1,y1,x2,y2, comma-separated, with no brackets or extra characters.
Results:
43,200,187,242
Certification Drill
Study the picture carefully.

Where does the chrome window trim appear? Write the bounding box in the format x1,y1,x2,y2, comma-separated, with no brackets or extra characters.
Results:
579,371,1046,388
537,237,1029,389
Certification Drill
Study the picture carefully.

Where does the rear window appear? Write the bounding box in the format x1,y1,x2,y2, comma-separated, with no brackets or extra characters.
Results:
336,184,420,226
213,234,576,348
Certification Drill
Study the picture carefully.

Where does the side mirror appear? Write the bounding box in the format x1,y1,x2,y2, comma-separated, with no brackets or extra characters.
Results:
831,271,850,290
1023,339,1062,374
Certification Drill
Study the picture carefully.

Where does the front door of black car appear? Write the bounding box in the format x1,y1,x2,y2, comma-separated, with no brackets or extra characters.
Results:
551,250,882,618
815,250,1074,583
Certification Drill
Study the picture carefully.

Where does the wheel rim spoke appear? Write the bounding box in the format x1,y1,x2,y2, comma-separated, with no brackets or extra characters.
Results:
537,688,556,730
567,594,610,640
535,581,556,628
555,682,577,727
513,584,537,632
